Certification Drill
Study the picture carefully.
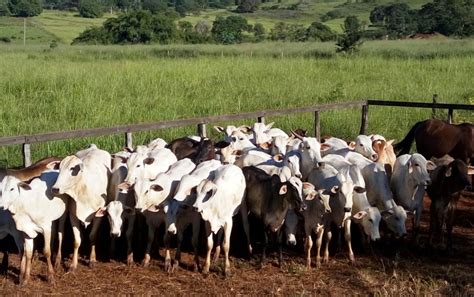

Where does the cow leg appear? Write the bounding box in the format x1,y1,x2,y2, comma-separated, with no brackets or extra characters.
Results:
55,212,67,270
20,238,33,286
172,229,184,272
191,216,201,272
344,220,355,263
413,208,421,245
143,225,155,268
223,219,233,277
240,201,253,255
69,213,82,272
88,216,102,268
126,215,135,266
1,251,8,276
446,203,456,252
259,230,269,269
213,229,223,264
163,232,172,273
277,229,283,268
203,225,213,275
43,227,55,284
315,227,324,268
305,235,313,269
323,229,332,263
428,201,437,247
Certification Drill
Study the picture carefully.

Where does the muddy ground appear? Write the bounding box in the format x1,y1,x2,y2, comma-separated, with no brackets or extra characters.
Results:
1,196,473,295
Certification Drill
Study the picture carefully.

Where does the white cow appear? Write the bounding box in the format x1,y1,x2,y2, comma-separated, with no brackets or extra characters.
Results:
390,153,435,241
251,122,288,150
308,163,365,264
51,145,111,271
291,132,325,180
147,137,168,151
193,164,246,276
2,172,66,284
134,158,196,269
124,148,177,185
323,154,381,241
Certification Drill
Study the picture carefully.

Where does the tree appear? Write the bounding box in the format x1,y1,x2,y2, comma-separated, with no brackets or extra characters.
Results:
8,0,43,17
253,22,265,41
306,21,336,41
269,22,289,40
78,0,103,18
418,0,473,36
336,16,364,53
0,0,10,16
211,15,250,44
383,3,417,38
236,0,259,12
142,0,167,13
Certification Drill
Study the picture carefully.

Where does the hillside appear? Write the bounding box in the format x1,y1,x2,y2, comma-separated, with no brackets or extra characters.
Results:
0,0,432,45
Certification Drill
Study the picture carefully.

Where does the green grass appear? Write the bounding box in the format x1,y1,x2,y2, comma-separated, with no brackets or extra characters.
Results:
0,17,56,45
0,39,473,166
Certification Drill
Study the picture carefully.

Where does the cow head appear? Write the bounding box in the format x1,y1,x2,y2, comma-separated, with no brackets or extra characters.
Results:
284,151,302,179
106,201,134,238
381,205,407,238
51,155,84,197
408,154,434,187
354,135,378,161
193,139,216,164
133,175,167,212
443,159,472,193
352,207,381,241
293,131,324,168
252,122,275,149
124,151,149,185
193,179,217,213
1,175,24,214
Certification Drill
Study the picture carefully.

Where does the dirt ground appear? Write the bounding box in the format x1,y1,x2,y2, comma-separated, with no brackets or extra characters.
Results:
1,196,473,295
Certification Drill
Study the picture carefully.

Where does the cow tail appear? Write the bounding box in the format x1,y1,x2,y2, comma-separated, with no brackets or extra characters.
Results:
393,121,424,156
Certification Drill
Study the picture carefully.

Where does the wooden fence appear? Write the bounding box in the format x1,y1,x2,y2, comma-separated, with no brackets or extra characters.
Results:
0,99,472,167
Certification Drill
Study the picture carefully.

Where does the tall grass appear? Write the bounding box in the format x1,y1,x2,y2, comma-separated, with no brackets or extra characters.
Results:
0,41,472,166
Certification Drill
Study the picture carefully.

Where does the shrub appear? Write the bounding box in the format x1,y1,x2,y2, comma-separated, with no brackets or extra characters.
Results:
78,0,103,18
306,21,336,41
0,36,11,43
211,15,250,44
8,0,42,17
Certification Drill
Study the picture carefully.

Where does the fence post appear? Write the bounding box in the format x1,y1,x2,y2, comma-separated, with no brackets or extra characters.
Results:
447,108,453,124
23,143,31,167
431,94,438,119
314,110,321,141
257,116,265,124
125,132,133,149
359,104,369,135
197,123,207,138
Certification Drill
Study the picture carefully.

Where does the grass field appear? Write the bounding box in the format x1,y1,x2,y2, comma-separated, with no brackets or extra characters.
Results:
0,39,473,167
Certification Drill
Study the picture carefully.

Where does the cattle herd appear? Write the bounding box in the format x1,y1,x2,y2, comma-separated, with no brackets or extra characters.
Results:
0,119,472,286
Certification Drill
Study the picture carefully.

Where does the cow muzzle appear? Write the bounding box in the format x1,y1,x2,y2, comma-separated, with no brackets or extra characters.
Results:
51,187,60,195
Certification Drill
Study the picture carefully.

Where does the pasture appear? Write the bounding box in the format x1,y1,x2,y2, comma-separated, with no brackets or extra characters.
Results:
0,40,473,295
0,39,473,167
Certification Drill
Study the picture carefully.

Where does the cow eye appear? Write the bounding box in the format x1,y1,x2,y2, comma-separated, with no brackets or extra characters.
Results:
415,164,419,167
368,218,373,223
145,190,149,194
359,144,363,147
136,164,141,168
10,188,14,191
306,146,311,150
239,137,244,141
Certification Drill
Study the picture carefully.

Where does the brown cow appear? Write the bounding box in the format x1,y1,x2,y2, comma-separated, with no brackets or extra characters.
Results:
426,159,473,250
166,137,215,164
394,119,473,165
0,156,62,182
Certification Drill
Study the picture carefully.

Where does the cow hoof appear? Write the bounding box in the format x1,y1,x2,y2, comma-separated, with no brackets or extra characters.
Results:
202,267,210,275
142,262,150,268
47,275,56,285
258,262,265,270
127,255,134,266
224,269,232,278
89,261,96,269
67,265,77,273
323,258,329,264
192,263,199,272
54,261,61,271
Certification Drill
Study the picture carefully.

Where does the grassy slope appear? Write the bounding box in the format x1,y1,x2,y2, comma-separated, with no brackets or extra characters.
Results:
0,0,432,45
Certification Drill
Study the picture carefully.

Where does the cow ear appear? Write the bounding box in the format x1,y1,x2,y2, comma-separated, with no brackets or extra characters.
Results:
95,207,107,217
381,209,393,219
302,182,315,190
273,154,283,162
445,166,452,177
407,161,414,174
468,166,474,175
354,186,366,194
320,143,331,152
348,141,356,150
150,184,163,192
352,211,367,220
238,125,252,133
330,186,340,194
123,147,134,153
259,142,271,150
47,161,61,170
232,150,244,156
426,160,436,171
265,122,275,131
386,139,395,146
279,184,288,195
18,182,32,191
143,157,155,165
215,141,230,149
213,126,225,133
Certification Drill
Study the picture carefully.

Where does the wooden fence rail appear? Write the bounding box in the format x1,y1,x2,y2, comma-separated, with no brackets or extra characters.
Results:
0,99,472,167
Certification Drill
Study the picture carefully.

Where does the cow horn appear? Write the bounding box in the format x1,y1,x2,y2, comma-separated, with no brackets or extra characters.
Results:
290,130,304,141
